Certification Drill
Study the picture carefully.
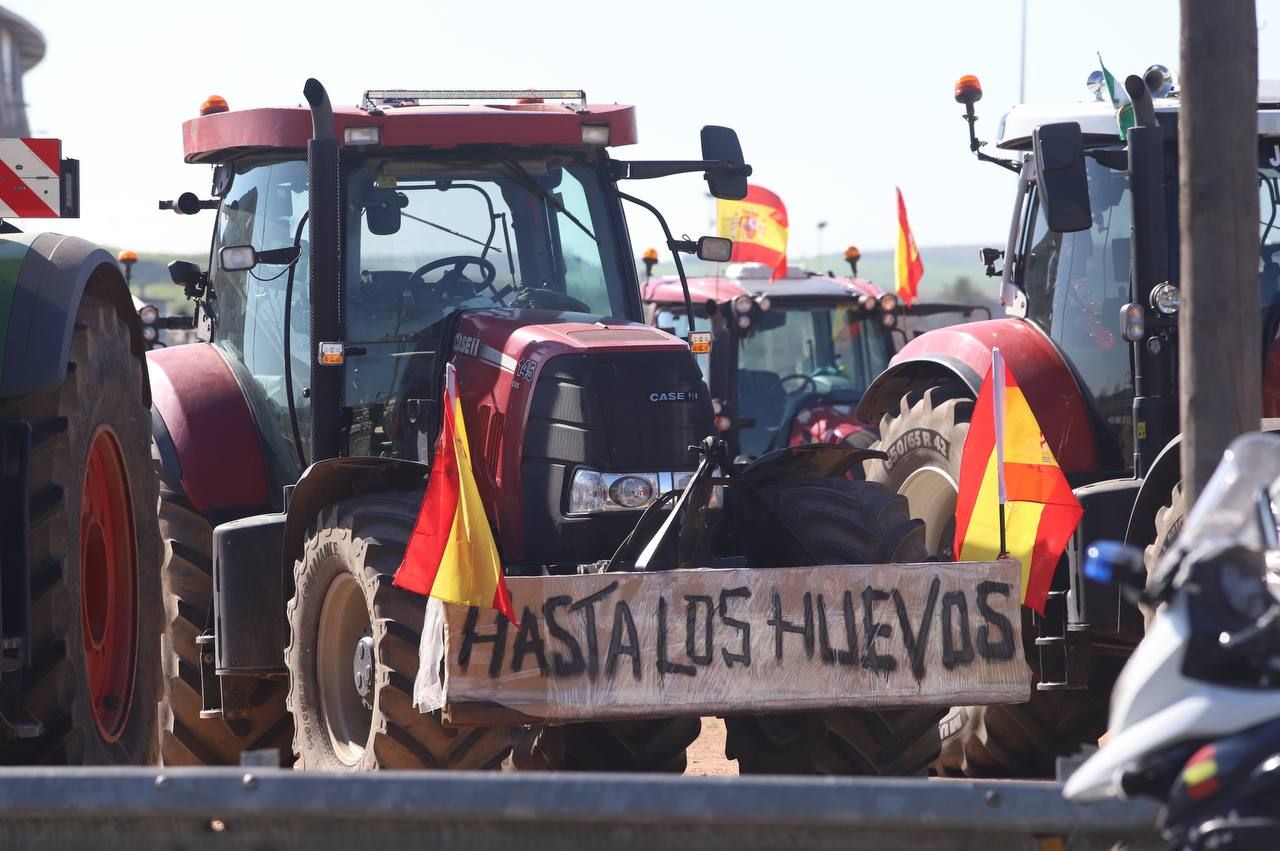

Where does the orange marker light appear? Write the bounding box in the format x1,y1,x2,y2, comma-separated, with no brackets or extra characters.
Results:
642,247,659,263
200,95,230,116
117,249,138,264
954,75,983,105
843,245,861,261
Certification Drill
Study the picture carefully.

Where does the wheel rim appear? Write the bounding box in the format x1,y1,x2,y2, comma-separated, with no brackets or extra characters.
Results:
79,427,138,743
316,572,373,766
899,465,959,559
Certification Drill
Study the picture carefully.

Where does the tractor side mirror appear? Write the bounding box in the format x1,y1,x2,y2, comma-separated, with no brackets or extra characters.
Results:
1032,122,1092,233
364,188,407,236
701,126,749,200
697,236,733,263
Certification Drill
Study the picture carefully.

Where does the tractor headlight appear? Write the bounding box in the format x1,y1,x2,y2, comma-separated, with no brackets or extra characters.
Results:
142,325,159,342
567,470,706,515
138,304,159,325
733,294,754,314
878,293,899,313
1150,282,1181,315
608,475,655,508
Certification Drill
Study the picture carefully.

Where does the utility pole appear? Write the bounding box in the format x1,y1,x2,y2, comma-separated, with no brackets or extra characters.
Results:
1018,0,1028,103
1179,0,1259,503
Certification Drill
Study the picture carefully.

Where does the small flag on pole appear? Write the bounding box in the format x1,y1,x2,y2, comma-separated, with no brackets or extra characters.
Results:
394,363,516,623
895,188,924,306
716,185,789,281
1098,53,1136,140
954,348,1084,613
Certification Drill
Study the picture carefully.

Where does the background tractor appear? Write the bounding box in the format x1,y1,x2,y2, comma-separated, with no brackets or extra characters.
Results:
642,261,987,462
856,68,1280,777
151,82,935,775
0,140,161,765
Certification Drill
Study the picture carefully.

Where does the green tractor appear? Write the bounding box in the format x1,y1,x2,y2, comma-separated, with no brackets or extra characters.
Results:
0,140,161,764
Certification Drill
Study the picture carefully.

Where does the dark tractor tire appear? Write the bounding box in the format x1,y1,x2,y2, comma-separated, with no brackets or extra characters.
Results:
863,382,972,560
724,477,943,776
934,641,1125,778
0,297,162,765
1141,482,1185,628
156,480,292,766
867,382,1119,778
509,717,702,772
285,492,512,771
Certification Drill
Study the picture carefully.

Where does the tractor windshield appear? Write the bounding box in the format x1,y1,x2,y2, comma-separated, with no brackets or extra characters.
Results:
340,152,634,456
735,303,892,456
1020,142,1280,467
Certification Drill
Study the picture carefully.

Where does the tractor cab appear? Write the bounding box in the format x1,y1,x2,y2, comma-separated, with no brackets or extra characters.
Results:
643,262,988,459
159,85,750,569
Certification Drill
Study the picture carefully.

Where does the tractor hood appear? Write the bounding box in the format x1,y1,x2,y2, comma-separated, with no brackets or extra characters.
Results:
447,309,711,566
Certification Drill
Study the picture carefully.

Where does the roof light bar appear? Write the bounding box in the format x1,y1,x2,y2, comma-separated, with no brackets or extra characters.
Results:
362,89,588,112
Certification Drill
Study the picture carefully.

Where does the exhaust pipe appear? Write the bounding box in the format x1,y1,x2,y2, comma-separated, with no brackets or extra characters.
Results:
304,78,342,463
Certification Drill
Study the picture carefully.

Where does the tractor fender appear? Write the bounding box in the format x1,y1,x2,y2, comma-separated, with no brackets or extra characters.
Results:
2,232,150,401
147,343,271,516
855,317,1103,473
1124,418,1280,546
281,457,428,599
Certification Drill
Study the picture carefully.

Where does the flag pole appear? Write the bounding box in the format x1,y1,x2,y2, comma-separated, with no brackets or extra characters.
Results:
992,347,1009,558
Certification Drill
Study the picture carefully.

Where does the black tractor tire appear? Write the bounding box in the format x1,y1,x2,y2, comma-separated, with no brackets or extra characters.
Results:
724,477,944,776
863,382,972,560
866,381,1120,778
1146,482,1185,577
934,639,1125,778
509,717,702,772
285,492,512,771
156,479,293,766
1,296,162,765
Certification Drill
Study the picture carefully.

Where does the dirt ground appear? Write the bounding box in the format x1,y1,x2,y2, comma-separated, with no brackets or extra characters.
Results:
685,717,738,776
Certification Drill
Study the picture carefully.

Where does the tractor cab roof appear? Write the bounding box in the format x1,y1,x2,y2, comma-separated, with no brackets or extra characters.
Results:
997,79,1280,150
183,89,637,164
642,262,883,306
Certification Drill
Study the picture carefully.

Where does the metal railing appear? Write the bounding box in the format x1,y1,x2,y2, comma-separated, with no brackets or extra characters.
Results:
0,768,1160,851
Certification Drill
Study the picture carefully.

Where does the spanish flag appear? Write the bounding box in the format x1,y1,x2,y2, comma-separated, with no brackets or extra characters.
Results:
717,184,788,281
394,363,516,622
954,349,1083,614
895,188,924,306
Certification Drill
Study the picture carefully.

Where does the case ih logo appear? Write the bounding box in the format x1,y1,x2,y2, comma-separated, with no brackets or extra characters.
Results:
0,139,62,218
453,332,480,357
885,428,950,466
649,390,698,402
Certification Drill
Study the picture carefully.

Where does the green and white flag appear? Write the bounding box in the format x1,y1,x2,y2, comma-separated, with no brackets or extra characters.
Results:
1098,53,1136,140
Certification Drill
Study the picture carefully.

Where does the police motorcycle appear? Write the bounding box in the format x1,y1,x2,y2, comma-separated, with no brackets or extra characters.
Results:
1063,432,1280,850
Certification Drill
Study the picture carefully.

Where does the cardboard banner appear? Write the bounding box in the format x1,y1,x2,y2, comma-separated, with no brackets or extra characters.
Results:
434,560,1030,725
435,560,1034,721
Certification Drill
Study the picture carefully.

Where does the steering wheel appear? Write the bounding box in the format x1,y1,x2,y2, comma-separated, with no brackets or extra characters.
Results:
771,373,817,396
408,255,498,300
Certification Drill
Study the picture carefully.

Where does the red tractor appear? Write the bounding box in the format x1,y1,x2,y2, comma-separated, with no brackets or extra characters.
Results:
149,83,939,773
642,262,989,462
859,69,1280,777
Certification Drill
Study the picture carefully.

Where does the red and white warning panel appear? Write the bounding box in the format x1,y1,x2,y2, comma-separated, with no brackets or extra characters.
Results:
0,138,66,218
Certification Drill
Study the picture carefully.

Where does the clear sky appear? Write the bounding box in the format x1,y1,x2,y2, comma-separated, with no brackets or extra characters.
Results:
14,0,1280,260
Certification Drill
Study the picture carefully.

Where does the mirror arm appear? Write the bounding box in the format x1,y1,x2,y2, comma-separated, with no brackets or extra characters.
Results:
612,159,753,181
619,190,695,346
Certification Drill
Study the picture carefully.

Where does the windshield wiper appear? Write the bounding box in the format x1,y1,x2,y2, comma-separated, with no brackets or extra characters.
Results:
395,210,502,253
499,156,596,242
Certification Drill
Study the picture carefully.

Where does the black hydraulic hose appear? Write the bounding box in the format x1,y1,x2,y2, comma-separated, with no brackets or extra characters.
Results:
617,191,695,344
283,211,310,470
